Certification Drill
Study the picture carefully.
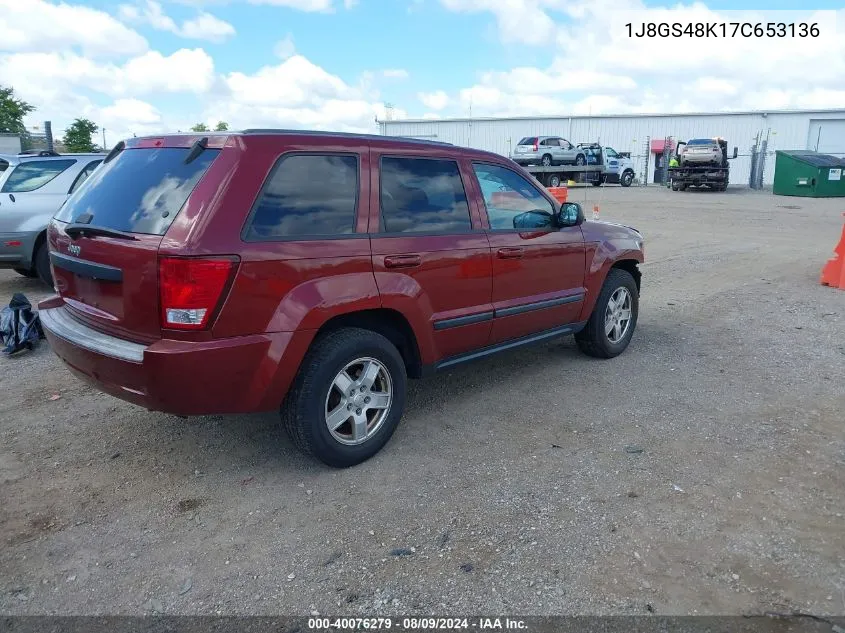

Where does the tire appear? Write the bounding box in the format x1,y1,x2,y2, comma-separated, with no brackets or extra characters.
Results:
620,170,634,188
34,241,53,287
671,181,680,191
541,154,552,167
547,174,561,188
575,154,586,166
281,327,407,468
591,178,603,187
14,267,37,278
575,268,639,359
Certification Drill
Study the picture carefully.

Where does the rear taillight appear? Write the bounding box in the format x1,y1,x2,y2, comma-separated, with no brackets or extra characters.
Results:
158,257,238,330
533,141,539,151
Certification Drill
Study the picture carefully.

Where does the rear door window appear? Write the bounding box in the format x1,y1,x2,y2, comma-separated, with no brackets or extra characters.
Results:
379,157,472,234
1,159,77,193
54,148,219,235
244,153,359,240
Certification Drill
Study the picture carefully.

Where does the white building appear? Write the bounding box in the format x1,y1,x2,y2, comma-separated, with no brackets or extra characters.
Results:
378,109,845,186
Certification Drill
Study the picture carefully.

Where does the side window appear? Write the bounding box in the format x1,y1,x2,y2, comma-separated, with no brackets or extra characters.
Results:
244,154,358,240
379,157,472,234
473,163,555,231
68,160,102,194
547,138,561,147
605,148,619,158
1,160,77,193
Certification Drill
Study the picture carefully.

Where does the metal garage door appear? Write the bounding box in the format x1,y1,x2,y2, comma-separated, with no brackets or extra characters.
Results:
808,119,845,155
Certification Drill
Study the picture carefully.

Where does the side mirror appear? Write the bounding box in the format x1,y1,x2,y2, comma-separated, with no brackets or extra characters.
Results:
513,210,554,230
557,202,583,227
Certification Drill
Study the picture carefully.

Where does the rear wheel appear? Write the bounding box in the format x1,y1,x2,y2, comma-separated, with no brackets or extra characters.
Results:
575,154,586,166
575,268,639,359
281,327,407,467
34,241,52,287
541,154,552,167
620,170,634,188
14,267,37,278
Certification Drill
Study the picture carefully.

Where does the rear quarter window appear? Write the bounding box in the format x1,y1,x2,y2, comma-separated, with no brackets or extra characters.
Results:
54,147,219,235
243,153,359,241
1,159,77,193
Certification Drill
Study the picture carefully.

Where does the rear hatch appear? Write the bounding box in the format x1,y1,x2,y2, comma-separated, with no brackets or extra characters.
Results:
515,137,538,153
49,139,222,342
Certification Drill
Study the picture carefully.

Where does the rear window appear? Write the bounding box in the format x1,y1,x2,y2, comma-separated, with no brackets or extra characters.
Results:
688,139,715,145
1,159,76,193
54,147,219,235
518,137,538,146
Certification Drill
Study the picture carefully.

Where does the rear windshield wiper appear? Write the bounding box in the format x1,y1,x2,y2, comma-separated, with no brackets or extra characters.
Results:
65,224,138,241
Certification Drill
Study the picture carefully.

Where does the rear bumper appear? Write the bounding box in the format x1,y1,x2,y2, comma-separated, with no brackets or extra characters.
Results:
0,231,39,269
39,303,312,416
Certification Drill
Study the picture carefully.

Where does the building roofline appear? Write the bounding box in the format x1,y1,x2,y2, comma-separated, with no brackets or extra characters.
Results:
379,108,845,125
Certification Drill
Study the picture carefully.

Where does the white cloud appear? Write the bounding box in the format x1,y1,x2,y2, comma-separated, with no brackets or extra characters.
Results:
344,0,359,7
0,0,147,58
419,90,450,111
274,34,296,60
119,1,235,42
0,49,215,104
246,0,333,10
179,12,236,42
382,69,410,80
435,0,845,116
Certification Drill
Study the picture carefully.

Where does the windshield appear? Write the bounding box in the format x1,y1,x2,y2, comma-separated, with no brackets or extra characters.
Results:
54,147,219,235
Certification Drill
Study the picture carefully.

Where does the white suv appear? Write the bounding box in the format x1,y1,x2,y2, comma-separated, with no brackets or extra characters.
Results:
511,136,586,167
0,151,104,284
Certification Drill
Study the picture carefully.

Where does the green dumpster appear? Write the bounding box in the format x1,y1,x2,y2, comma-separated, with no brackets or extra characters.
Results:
773,150,845,197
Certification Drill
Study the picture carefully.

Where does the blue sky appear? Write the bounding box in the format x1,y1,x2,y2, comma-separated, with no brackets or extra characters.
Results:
1,0,843,144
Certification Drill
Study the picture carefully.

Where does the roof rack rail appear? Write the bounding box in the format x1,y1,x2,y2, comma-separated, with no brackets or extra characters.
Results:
239,129,453,147
17,149,61,157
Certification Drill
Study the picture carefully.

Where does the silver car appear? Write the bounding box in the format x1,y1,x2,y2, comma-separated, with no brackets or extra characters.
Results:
511,136,587,167
0,151,103,284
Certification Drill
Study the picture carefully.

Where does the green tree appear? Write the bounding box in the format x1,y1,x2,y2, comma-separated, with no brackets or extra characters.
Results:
214,121,229,131
0,85,35,135
190,122,209,132
62,118,99,153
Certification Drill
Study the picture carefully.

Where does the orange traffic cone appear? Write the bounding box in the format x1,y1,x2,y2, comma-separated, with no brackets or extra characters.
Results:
820,212,845,290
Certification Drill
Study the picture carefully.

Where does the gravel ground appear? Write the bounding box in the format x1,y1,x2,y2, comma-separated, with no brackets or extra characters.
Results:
1,185,843,616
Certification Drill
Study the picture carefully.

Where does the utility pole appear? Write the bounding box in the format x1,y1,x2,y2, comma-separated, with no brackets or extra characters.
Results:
102,128,107,150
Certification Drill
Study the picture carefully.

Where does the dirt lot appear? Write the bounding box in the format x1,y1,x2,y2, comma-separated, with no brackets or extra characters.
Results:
1,185,843,616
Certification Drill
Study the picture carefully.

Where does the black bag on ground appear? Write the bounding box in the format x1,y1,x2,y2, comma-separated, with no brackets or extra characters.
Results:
1,293,45,356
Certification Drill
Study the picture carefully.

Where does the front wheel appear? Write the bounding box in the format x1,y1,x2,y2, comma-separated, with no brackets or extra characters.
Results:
575,268,639,359
620,170,634,188
281,328,407,467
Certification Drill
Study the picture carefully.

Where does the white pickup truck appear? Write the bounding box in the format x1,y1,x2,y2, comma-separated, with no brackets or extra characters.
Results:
523,144,636,188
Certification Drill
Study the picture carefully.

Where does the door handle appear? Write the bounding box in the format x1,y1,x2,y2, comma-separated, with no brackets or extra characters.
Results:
496,247,524,259
384,254,422,269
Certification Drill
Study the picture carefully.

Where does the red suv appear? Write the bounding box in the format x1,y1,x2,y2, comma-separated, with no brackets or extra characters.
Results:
39,131,644,467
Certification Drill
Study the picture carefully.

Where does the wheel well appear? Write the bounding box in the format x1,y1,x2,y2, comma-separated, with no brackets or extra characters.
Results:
315,309,423,378
611,260,641,294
